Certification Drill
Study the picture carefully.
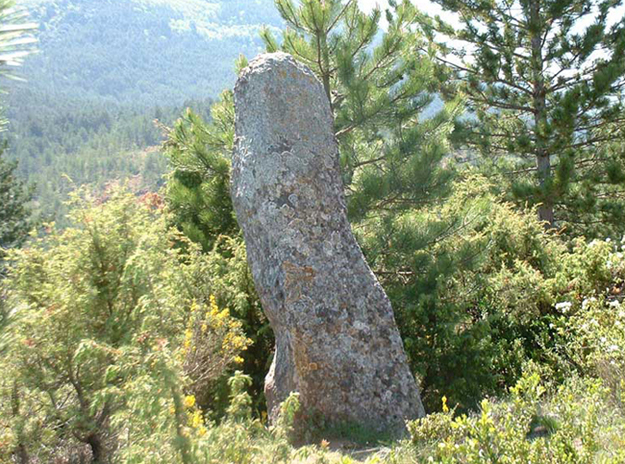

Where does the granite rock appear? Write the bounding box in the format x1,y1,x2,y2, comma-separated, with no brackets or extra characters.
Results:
231,52,425,435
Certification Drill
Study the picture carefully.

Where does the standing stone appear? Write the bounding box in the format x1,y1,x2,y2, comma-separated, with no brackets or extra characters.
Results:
231,52,425,435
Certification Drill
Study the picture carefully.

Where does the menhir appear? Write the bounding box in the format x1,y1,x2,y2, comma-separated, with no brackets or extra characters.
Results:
231,52,425,435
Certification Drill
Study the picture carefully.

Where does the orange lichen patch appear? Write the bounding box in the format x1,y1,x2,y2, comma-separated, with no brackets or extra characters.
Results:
283,261,316,303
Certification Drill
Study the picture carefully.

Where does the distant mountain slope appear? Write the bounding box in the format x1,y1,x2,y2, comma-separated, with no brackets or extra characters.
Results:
10,0,282,107
4,0,282,222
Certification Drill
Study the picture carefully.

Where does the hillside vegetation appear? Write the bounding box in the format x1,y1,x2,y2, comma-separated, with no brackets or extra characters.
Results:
5,0,281,221
6,93,214,223
12,0,282,104
2,0,625,463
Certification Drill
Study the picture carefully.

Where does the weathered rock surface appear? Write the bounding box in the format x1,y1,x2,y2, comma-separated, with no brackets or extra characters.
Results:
231,52,425,434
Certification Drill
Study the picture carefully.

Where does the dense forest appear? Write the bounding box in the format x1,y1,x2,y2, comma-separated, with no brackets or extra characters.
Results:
2,0,625,463
5,0,282,220
6,92,214,222
11,0,282,104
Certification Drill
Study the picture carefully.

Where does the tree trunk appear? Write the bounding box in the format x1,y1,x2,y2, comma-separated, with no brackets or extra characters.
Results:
536,154,554,226
319,30,334,115
529,0,555,228
11,381,29,464
14,444,29,464
85,434,105,464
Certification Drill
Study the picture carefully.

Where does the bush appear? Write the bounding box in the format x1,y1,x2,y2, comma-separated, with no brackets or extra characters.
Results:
357,174,566,411
359,174,625,413
547,238,625,405
407,370,625,463
0,187,249,463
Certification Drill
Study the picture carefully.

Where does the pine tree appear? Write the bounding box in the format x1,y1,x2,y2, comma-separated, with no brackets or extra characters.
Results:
0,144,33,375
0,0,36,268
0,144,33,273
419,0,625,231
163,92,236,252
166,0,460,251
0,0,36,129
261,0,462,219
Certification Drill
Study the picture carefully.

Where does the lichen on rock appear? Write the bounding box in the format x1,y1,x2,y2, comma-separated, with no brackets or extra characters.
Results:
231,52,425,435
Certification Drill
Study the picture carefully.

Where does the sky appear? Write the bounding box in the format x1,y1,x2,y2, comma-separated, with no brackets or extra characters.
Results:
357,0,459,29
358,0,447,18
358,0,450,15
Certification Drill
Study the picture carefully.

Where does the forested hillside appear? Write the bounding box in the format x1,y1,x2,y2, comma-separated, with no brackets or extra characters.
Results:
7,94,214,222
11,0,282,104
5,0,282,220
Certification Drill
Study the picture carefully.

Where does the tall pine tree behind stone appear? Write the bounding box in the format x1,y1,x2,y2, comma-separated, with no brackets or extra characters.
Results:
163,93,237,252
419,0,625,232
166,0,460,248
261,0,462,220
164,0,463,410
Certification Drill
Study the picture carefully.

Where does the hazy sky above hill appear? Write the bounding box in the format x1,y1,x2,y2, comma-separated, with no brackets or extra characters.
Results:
358,0,457,27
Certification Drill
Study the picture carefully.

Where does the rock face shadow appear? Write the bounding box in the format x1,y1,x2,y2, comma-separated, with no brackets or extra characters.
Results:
231,52,425,436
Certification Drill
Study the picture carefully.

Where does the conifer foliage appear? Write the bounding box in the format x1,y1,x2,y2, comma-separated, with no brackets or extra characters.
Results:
163,92,237,252
0,145,33,269
419,0,625,231
0,0,35,271
261,0,461,219
0,0,36,127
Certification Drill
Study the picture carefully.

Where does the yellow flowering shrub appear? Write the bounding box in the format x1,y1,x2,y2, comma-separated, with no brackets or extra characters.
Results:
182,294,251,402
408,371,625,463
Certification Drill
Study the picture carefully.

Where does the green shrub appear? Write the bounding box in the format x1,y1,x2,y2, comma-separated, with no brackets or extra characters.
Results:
547,239,625,405
358,174,566,412
358,173,625,414
0,187,249,463
407,370,625,463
